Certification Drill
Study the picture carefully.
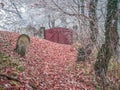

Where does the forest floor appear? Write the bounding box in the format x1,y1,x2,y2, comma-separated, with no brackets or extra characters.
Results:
0,31,119,90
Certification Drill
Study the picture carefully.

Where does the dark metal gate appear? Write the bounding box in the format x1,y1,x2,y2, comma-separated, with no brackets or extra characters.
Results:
44,27,73,45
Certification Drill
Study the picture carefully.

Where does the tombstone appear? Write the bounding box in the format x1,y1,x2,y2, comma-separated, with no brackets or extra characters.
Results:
39,27,45,39
77,47,85,61
14,34,30,57
72,25,78,43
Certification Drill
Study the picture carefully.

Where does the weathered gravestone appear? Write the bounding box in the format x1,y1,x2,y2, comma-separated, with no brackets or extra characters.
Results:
14,34,30,57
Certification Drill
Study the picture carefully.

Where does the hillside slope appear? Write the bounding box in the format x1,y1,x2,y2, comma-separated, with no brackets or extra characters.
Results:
0,31,95,90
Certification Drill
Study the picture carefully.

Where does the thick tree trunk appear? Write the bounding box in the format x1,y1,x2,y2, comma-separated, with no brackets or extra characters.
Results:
94,0,119,86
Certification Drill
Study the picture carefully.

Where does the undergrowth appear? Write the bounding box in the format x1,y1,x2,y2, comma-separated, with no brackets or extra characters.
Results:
0,52,25,73
107,59,120,90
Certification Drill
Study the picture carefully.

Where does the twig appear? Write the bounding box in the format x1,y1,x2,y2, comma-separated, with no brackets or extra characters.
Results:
0,74,22,83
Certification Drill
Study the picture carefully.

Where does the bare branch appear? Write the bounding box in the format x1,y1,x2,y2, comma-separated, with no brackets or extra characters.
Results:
2,8,17,14
9,0,22,19
51,0,89,19
0,74,22,83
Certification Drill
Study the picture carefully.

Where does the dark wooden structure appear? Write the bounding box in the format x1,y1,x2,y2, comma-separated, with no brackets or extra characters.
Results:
44,27,73,45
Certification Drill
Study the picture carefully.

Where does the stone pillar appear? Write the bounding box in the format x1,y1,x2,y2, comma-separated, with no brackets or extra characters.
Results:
39,27,45,39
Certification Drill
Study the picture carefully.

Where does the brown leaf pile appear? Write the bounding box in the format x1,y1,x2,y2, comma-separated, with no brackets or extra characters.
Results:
0,31,96,90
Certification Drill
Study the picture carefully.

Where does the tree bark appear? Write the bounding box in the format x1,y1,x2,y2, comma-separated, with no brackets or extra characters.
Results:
89,0,98,43
94,0,119,85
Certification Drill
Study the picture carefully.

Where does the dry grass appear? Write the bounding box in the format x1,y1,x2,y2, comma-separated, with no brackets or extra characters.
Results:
107,59,120,90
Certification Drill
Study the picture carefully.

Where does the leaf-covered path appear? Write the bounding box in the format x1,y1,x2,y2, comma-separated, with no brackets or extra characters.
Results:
0,31,95,90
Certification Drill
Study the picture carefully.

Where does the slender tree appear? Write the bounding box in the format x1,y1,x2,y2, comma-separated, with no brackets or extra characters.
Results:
94,0,119,86
89,0,98,43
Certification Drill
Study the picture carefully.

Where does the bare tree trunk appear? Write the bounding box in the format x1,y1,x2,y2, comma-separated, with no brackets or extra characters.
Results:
81,0,84,15
48,14,55,28
94,0,119,88
89,0,98,43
